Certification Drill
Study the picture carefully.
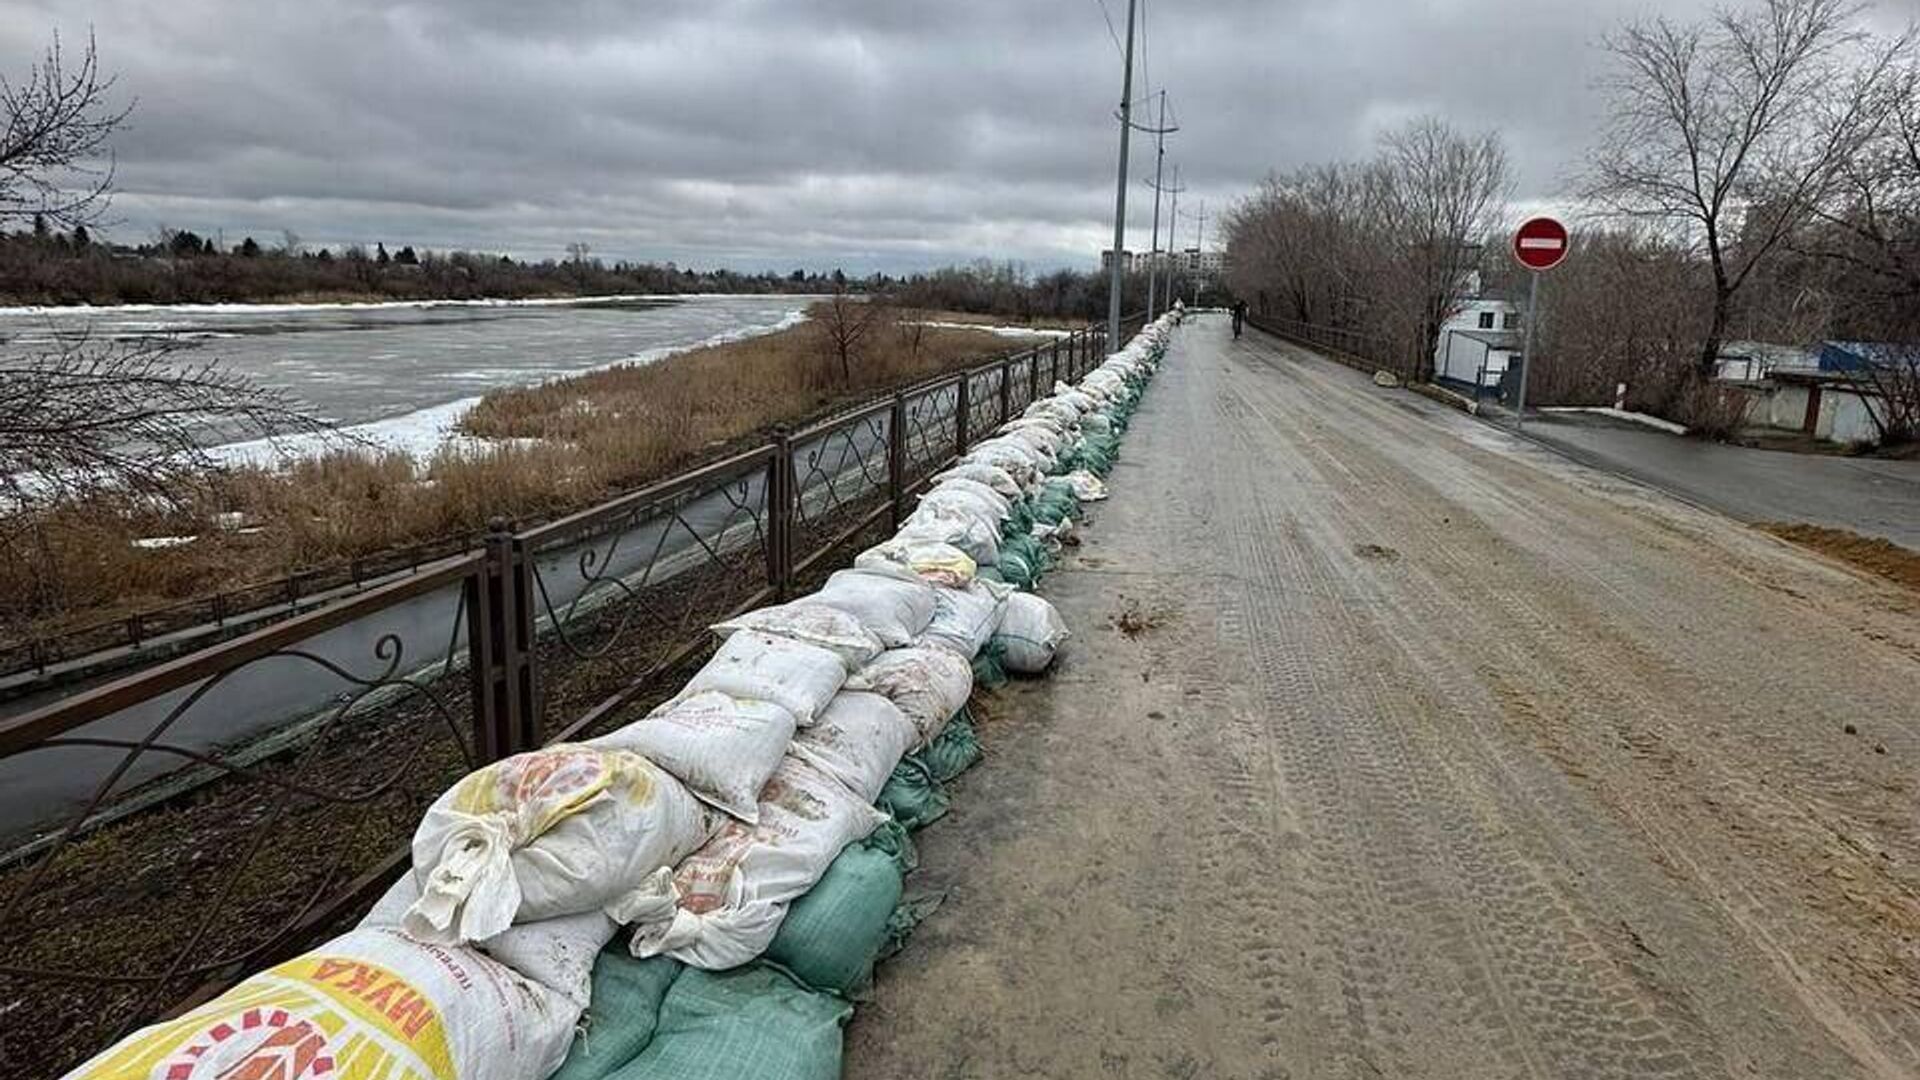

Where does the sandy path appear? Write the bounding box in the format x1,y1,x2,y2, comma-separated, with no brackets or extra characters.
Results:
843,315,1920,1080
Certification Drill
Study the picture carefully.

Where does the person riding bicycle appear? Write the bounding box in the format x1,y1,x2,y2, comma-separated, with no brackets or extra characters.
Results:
1231,299,1247,338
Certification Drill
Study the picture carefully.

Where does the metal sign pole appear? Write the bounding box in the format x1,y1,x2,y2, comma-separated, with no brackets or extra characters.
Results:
1515,270,1540,430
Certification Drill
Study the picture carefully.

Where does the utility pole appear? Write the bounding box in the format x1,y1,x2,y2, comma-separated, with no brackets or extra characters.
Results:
1105,0,1138,350
1166,165,1181,312
1191,200,1206,304
1146,90,1167,322
1144,166,1186,315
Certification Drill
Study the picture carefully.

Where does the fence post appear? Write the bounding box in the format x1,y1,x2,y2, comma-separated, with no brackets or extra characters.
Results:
467,518,538,762
767,425,795,600
954,373,971,455
999,357,1013,426
888,393,908,529
1034,344,1046,402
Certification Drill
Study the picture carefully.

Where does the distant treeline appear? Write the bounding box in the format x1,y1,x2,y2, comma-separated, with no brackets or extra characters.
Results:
0,220,841,305
0,221,1224,315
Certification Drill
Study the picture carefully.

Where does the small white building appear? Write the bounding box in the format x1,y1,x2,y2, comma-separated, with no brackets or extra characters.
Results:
1433,286,1522,389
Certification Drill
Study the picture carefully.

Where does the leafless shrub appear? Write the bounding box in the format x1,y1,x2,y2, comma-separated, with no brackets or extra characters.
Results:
812,284,889,386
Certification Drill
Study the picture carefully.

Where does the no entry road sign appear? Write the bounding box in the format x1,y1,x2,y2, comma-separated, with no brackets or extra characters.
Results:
1512,216,1569,272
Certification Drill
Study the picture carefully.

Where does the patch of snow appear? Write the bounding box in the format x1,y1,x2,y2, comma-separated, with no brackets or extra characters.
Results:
910,320,1072,339
1540,406,1689,436
132,535,198,549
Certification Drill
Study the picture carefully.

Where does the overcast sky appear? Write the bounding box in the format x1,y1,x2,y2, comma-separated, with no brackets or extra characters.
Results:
0,0,1911,273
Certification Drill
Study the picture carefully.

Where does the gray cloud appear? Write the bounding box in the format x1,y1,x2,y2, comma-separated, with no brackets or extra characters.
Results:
0,0,1907,272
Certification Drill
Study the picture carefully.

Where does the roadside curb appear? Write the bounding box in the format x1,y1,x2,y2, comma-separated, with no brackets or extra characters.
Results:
1409,381,1480,415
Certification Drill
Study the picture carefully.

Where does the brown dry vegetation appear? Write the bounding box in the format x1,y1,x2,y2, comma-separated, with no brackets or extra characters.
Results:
1,306,1060,647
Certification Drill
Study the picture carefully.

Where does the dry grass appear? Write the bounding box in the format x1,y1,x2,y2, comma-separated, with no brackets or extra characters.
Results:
1758,522,1920,593
2,306,1059,646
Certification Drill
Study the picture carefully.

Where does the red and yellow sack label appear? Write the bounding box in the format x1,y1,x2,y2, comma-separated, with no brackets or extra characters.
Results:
71,950,455,1080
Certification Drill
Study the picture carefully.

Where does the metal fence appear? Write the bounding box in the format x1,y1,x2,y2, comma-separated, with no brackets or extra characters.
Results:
0,315,1139,1076
1245,313,1422,379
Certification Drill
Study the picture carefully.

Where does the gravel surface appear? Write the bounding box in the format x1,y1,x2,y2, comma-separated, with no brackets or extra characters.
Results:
844,315,1920,1080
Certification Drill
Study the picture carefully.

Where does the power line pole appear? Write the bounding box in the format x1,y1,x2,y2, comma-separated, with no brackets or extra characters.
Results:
1146,90,1167,322
1191,200,1206,304
1166,165,1181,312
1105,0,1138,349
1144,166,1186,315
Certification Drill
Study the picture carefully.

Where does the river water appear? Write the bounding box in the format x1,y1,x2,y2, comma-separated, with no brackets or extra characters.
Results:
0,294,811,452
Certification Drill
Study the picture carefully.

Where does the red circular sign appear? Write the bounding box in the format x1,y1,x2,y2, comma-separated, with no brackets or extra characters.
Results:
1512,216,1570,272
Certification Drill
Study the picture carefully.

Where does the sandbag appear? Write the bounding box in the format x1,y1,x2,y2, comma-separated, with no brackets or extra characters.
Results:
621,757,886,971
899,501,1001,566
919,578,1010,659
404,746,714,946
682,629,848,725
854,537,976,588
810,568,937,647
763,842,904,994
1062,469,1109,502
993,591,1069,674
712,601,884,672
916,712,983,783
922,477,1012,522
849,647,973,748
789,690,916,802
931,461,1022,498
959,440,1043,485
613,965,851,1080
361,875,618,1009
549,953,683,1080
994,531,1049,590
62,927,578,1080
590,691,797,822
875,758,950,831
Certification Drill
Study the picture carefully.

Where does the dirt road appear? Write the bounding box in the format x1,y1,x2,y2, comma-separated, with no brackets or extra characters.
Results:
844,316,1920,1079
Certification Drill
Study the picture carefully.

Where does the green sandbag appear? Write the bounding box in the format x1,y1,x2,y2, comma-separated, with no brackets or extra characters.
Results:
551,953,683,1080
1001,498,1036,538
917,712,982,783
876,758,949,831
970,638,1009,689
1030,481,1079,526
612,965,852,1080
765,843,904,995
861,816,919,874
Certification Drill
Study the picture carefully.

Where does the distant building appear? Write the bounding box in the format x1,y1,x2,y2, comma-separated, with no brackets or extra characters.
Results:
1715,340,1816,382
1101,249,1137,273
1181,248,1226,281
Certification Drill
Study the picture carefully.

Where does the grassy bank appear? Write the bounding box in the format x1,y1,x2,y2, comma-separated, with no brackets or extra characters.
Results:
2,307,1061,648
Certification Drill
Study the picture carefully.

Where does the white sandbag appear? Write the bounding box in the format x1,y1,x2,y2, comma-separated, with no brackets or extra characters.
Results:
1055,388,1100,414
960,440,1043,485
900,502,1001,566
849,647,974,747
931,461,1023,498
711,600,884,671
63,927,578,1080
403,745,714,946
682,628,849,724
589,691,797,822
617,757,886,970
789,690,916,802
854,537,976,588
996,426,1061,467
811,568,938,646
363,875,617,1008
925,477,1013,521
919,578,1011,659
1063,469,1109,502
995,591,1070,674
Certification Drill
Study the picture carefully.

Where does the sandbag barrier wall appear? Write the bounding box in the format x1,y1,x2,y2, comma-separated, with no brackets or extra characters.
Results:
51,310,1180,1080
0,318,1140,1079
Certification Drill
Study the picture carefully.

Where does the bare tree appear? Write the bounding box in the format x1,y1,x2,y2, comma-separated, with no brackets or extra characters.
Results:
1377,118,1510,381
812,284,885,386
1585,0,1912,375
0,31,322,518
0,28,129,229
0,333,321,512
